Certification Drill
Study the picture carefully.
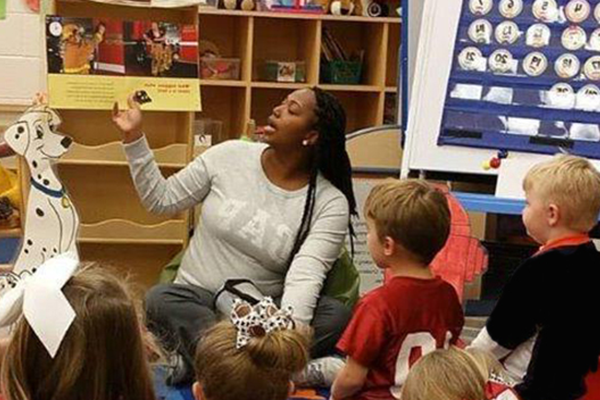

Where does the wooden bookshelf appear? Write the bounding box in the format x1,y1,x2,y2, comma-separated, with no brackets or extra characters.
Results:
6,2,401,286
197,8,401,140
13,0,199,286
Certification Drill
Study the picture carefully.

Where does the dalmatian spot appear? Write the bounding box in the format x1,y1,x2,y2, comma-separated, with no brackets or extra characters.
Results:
42,248,47,252
32,268,37,272
32,161,38,168
249,325,266,337
24,249,29,254
17,127,24,134
43,179,50,186
53,248,57,253
27,239,32,246
36,208,45,217
37,174,42,180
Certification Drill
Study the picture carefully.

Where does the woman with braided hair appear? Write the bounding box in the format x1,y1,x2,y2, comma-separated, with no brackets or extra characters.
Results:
112,87,357,385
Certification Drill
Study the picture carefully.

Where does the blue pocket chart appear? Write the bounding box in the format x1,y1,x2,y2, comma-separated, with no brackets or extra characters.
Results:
438,0,600,159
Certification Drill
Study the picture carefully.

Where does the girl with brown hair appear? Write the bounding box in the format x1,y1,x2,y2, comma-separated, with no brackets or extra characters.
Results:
0,262,157,400
193,298,310,400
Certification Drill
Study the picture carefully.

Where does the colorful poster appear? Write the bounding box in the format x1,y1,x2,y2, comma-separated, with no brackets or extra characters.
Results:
45,16,201,111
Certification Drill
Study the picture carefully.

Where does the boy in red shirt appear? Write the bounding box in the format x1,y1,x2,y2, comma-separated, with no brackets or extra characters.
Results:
331,179,465,400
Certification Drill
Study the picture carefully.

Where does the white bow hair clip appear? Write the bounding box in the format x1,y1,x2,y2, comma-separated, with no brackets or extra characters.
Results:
0,253,78,358
231,297,295,349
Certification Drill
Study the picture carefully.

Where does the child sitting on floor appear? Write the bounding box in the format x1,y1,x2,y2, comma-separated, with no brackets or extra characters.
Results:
193,297,310,400
331,179,465,400
0,258,158,400
402,347,520,400
470,155,600,400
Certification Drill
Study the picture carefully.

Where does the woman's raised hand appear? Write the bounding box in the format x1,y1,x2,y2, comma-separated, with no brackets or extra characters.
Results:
112,94,144,143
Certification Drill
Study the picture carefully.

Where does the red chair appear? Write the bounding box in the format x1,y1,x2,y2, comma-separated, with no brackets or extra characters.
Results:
582,359,600,400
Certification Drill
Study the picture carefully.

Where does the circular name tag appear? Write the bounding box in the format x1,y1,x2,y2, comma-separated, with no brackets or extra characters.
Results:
469,19,494,44
576,84,600,110
458,47,485,70
495,21,520,44
526,23,551,48
49,21,63,37
589,28,600,50
565,0,591,23
469,0,493,15
555,53,581,78
547,82,575,109
499,0,523,18
532,0,559,22
489,49,514,73
523,52,548,76
584,55,600,80
562,25,587,50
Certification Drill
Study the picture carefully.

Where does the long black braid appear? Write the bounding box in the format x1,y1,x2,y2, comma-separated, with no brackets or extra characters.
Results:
286,87,358,268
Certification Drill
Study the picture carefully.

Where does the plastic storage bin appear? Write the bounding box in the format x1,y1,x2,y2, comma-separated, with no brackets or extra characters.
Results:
200,57,241,80
320,60,362,84
259,60,306,83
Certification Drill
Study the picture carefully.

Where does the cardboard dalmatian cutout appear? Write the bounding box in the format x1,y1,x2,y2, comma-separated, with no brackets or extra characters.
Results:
0,105,80,324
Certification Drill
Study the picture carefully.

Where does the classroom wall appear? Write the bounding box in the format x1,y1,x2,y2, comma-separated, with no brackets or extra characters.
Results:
0,0,44,105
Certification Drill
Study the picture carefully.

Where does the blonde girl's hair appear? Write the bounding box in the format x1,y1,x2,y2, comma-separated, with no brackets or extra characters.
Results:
401,347,508,400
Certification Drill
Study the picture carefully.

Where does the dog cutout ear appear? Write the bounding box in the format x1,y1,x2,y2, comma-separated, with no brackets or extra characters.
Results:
45,108,62,132
4,121,31,156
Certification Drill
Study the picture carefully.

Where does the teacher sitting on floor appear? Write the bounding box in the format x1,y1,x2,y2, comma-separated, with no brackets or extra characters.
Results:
112,87,357,385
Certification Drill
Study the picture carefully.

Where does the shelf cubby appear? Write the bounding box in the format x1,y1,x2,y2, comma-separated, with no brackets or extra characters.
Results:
197,86,248,142
61,142,188,168
250,87,286,127
386,23,400,88
252,17,320,84
59,164,187,226
79,242,183,288
320,20,387,87
336,91,384,132
198,13,253,81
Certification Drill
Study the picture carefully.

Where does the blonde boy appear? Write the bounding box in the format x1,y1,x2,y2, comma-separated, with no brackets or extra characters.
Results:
471,155,600,400
331,179,464,400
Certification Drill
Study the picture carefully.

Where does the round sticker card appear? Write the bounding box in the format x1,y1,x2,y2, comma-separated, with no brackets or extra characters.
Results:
584,56,600,80
565,0,591,23
470,0,493,15
469,19,494,44
555,53,581,78
532,0,559,22
458,47,485,71
49,21,63,37
546,83,575,109
489,49,515,73
526,24,551,48
589,28,600,50
495,21,520,44
523,52,548,76
562,26,587,50
576,84,600,110
499,0,523,18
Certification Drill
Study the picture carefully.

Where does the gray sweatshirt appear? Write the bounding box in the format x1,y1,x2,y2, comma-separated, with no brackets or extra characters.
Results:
123,137,349,323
